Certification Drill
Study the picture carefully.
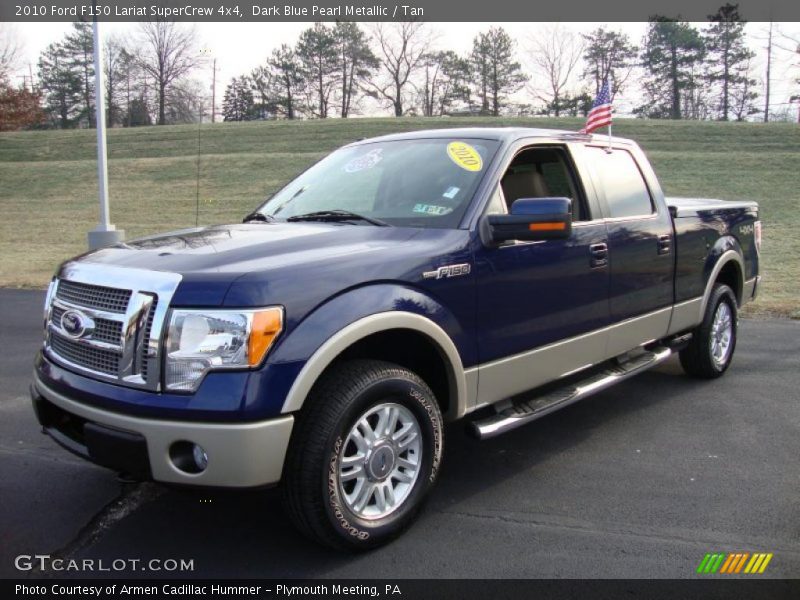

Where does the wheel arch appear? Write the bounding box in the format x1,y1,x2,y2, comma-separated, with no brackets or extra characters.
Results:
280,312,469,421
701,246,744,318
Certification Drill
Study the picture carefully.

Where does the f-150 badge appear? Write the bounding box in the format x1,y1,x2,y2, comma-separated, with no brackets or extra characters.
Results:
423,263,472,280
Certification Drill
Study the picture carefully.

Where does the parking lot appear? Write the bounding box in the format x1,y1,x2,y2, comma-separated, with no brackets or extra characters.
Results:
2,288,798,579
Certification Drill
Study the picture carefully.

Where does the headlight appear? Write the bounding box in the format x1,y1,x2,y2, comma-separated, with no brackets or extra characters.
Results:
164,307,283,392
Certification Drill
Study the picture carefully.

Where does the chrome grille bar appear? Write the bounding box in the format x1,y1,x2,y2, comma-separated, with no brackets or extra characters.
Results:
44,262,182,391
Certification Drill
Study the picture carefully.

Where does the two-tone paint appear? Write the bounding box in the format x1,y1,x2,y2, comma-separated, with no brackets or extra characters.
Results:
33,127,760,488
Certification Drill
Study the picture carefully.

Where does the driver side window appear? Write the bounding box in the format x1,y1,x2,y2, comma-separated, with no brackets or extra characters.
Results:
499,146,588,222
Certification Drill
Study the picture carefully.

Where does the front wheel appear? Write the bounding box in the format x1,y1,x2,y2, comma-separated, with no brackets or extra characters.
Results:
679,283,738,378
281,359,444,551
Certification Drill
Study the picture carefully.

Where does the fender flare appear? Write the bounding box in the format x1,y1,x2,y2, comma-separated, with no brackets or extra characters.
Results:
280,311,468,420
699,248,744,321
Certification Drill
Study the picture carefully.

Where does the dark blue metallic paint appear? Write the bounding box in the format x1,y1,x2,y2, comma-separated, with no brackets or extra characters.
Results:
41,128,758,424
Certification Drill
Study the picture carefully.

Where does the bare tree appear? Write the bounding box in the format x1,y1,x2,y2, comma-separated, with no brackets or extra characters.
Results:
137,22,201,125
0,24,22,83
367,22,431,117
527,25,584,116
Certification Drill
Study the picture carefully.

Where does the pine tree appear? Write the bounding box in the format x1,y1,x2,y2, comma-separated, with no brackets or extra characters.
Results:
62,22,95,126
704,3,756,121
581,28,638,99
262,44,303,119
333,22,378,118
638,18,705,119
222,76,255,121
37,41,83,128
470,27,526,116
296,23,339,118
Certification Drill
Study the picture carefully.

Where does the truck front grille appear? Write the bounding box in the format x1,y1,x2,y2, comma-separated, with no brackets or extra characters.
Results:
51,305,124,346
43,265,180,391
56,280,132,313
50,332,120,375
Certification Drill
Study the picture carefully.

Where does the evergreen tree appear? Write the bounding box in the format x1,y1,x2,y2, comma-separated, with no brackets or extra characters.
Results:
638,18,705,119
126,97,152,127
581,28,638,99
263,44,303,119
333,22,378,118
704,3,756,121
222,76,256,121
418,51,472,116
296,23,339,118
62,22,94,126
470,27,526,116
37,41,83,128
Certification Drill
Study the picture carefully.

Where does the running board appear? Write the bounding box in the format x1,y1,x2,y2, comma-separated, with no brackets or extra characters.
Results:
470,346,673,440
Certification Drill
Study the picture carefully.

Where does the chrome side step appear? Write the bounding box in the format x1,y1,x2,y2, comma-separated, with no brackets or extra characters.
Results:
470,346,672,440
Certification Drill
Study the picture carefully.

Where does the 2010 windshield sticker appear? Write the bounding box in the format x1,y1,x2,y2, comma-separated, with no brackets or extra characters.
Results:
344,148,383,173
447,142,482,172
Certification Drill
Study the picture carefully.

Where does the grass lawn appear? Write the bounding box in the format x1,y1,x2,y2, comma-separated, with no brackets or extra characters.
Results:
0,117,797,316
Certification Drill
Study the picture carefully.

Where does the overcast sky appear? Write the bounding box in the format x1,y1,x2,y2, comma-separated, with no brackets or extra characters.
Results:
6,21,800,118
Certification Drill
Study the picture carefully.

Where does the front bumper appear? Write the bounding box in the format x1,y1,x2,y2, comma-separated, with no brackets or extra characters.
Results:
31,373,294,488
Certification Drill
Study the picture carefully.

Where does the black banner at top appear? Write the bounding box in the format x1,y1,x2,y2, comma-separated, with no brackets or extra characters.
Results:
2,0,799,22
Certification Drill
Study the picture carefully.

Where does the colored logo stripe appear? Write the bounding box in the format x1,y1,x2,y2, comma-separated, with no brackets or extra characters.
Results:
697,552,773,574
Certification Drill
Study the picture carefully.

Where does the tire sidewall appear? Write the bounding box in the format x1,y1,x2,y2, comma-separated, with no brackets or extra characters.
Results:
321,375,443,548
704,286,738,375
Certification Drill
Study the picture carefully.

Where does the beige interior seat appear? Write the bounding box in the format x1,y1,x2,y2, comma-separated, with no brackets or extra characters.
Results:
501,168,551,209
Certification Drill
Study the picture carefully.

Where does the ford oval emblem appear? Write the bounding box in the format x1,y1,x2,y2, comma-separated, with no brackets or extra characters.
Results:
61,309,89,339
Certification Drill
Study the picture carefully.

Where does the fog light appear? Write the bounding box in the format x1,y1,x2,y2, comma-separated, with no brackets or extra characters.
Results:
168,441,208,474
192,444,208,470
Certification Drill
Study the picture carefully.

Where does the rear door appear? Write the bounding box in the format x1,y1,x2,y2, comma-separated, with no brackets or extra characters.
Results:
582,144,674,355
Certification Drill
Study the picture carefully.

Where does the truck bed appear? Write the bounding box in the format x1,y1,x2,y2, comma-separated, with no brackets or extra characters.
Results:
667,197,759,218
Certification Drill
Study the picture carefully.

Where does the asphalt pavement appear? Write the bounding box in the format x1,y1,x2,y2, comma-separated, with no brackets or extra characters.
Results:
1,289,798,579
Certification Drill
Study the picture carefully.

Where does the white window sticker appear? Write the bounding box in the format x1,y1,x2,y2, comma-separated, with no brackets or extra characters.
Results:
442,186,460,199
344,148,383,173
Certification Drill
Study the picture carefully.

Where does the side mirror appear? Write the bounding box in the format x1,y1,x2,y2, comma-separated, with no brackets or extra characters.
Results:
483,197,572,244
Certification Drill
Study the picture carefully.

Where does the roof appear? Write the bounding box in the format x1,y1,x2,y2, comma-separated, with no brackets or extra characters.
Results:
350,126,634,146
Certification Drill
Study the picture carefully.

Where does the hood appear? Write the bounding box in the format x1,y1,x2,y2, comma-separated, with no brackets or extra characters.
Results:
82,223,422,274
74,223,470,308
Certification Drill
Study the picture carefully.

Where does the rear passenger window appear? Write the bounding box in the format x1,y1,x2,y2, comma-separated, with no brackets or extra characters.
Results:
588,147,654,218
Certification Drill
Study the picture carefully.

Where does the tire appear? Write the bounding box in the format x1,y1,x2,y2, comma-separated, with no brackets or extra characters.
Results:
679,283,738,379
281,359,444,551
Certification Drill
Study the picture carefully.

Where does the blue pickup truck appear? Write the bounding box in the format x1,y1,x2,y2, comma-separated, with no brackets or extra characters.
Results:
32,128,760,550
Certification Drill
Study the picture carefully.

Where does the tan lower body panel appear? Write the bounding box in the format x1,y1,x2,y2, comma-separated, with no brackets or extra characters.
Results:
34,374,294,488
472,307,678,410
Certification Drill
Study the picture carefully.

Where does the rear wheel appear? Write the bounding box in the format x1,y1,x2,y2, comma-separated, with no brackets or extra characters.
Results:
679,283,738,378
281,359,444,551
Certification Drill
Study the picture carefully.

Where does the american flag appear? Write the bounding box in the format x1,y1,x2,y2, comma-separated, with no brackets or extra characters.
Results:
580,79,612,134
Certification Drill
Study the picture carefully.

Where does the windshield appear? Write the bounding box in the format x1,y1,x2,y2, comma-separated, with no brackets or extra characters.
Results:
255,138,500,228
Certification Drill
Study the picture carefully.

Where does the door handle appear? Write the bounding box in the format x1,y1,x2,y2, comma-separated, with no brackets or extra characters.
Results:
657,234,671,255
589,242,608,268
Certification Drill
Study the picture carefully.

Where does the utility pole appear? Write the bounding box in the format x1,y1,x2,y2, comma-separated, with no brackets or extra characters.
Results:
211,57,217,123
764,22,772,123
87,9,124,250
199,47,217,123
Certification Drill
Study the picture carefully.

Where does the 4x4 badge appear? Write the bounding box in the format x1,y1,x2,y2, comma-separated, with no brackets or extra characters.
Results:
423,263,472,280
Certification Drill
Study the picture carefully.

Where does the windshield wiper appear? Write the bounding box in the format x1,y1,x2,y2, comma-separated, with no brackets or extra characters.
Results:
286,210,391,227
243,212,276,223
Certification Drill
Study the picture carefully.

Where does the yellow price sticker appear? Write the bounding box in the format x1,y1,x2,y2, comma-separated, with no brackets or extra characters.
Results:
447,142,483,172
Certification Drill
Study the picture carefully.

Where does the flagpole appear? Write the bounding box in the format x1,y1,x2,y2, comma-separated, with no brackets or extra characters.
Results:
607,79,613,152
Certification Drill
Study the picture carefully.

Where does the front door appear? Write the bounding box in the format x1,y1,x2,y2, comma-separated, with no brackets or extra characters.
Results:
475,144,610,405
